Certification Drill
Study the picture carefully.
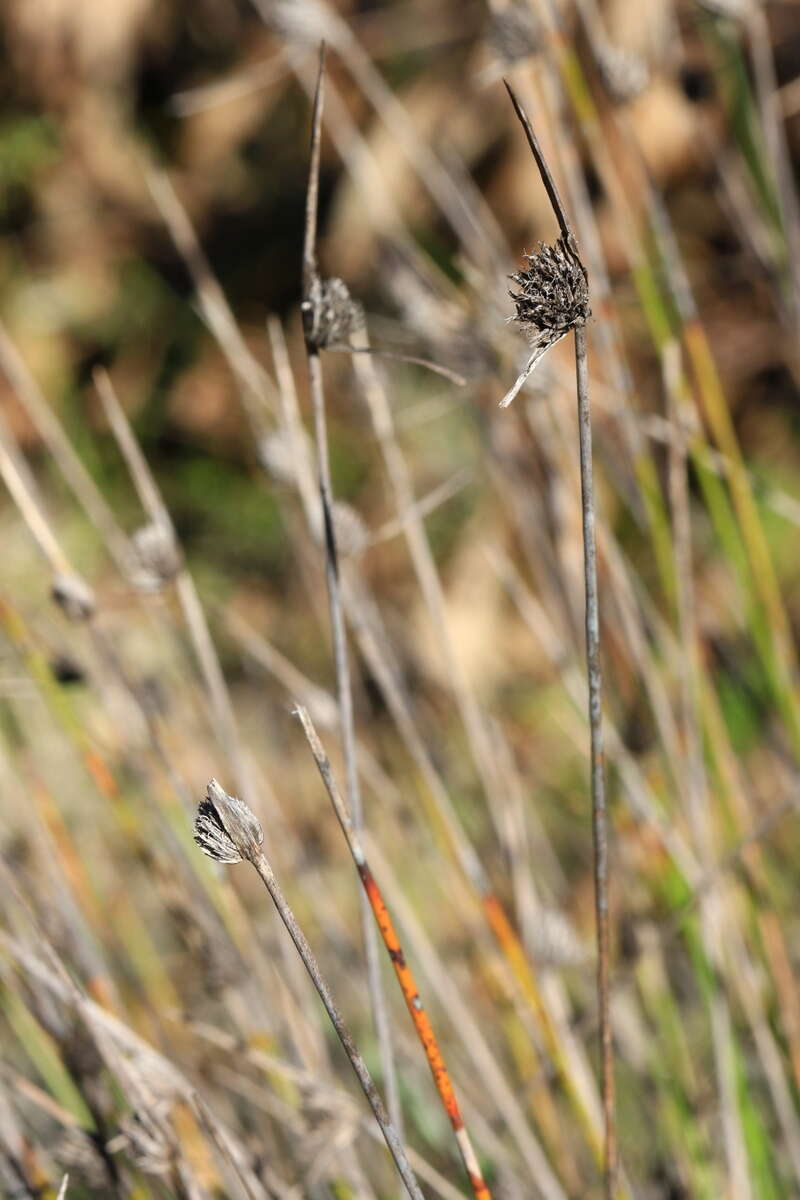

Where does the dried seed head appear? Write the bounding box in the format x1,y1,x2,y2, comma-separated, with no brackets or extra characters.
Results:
52,573,95,621
131,523,182,591
500,235,590,407
302,276,363,350
594,39,649,103
194,778,263,865
509,235,590,346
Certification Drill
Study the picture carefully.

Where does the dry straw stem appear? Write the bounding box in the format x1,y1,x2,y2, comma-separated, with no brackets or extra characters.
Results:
503,80,617,1196
300,43,403,1136
146,79,565,1167
350,348,604,1174
192,780,423,1200
295,704,492,1200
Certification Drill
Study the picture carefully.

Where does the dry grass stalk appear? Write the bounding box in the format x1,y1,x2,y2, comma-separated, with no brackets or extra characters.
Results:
300,42,403,1136
295,703,492,1199
502,79,617,1196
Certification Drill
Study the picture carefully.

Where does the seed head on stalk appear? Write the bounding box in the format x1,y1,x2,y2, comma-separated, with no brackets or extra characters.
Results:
501,234,590,407
501,78,618,1197
191,778,424,1199
302,275,364,351
194,778,264,865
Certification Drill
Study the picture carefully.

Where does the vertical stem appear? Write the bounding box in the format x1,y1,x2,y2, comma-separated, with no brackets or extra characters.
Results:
307,350,404,1135
302,48,402,1134
575,325,616,1196
504,77,618,1193
296,704,492,1200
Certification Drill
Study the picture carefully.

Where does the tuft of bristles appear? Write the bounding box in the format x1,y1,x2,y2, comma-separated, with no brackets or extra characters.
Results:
593,39,649,103
509,235,590,348
131,522,183,591
302,276,364,351
193,779,263,865
500,234,590,408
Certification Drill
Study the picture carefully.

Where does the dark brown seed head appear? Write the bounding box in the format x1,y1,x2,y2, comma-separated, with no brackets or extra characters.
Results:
302,276,363,350
509,235,590,345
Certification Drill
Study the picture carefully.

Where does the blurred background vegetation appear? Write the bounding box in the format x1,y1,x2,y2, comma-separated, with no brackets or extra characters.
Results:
3,1,800,1197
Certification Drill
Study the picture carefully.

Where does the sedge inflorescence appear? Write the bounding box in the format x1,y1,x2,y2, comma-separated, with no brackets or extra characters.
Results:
500,233,590,407
509,234,590,349
302,276,364,351
194,779,264,865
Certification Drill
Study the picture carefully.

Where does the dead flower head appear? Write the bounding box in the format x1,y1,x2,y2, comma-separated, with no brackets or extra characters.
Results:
501,235,590,407
510,235,589,347
194,779,263,865
131,523,183,591
594,39,649,103
302,276,363,351
52,573,96,621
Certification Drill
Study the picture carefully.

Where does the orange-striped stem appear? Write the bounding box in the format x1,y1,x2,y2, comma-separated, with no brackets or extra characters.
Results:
296,705,492,1200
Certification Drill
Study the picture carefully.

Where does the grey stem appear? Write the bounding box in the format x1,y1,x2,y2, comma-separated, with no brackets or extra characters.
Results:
575,324,616,1195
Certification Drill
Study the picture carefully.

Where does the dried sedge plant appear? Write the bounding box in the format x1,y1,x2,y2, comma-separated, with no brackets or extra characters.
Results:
302,274,364,351
501,235,590,408
193,780,424,1200
300,41,404,1136
501,80,617,1196
295,704,493,1200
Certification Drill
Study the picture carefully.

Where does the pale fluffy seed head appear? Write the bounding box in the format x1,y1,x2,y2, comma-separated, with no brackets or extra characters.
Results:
194,779,263,865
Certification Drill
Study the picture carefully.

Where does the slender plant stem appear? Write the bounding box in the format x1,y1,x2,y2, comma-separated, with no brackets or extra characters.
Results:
575,324,616,1195
296,704,492,1200
302,43,403,1135
249,849,424,1200
504,79,617,1197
